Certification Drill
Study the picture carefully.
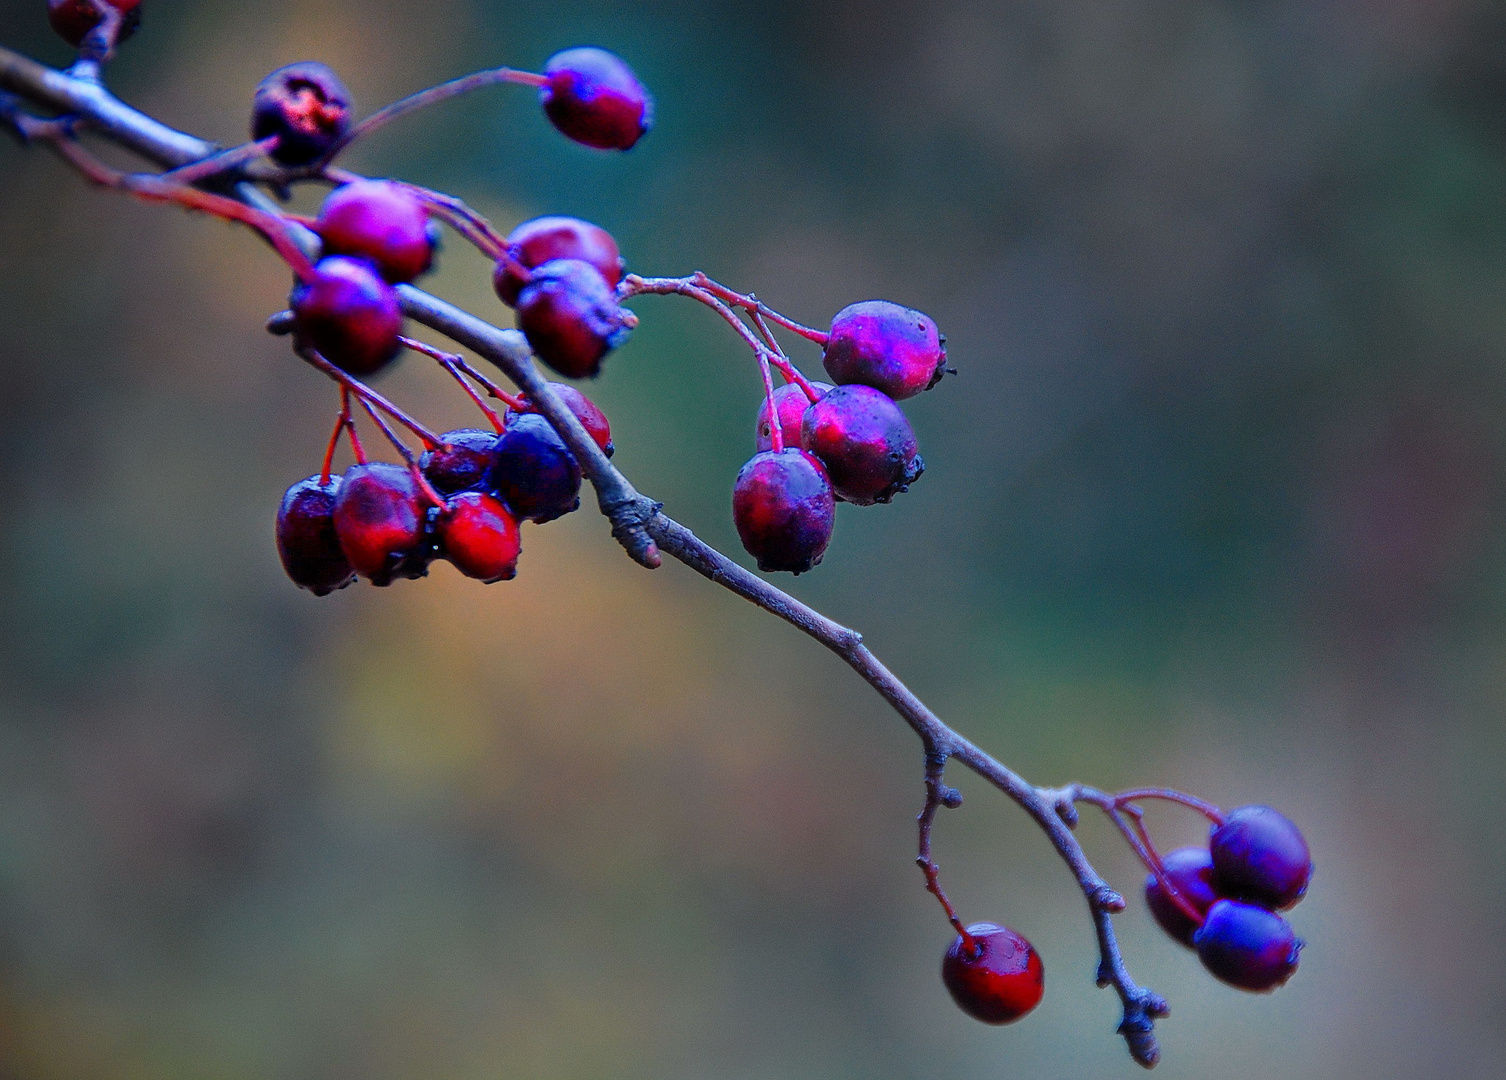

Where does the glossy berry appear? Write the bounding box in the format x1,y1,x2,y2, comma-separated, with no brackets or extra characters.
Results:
251,62,352,166
439,492,521,583
941,923,1045,1025
1144,847,1218,948
1193,900,1302,992
516,258,633,379
493,216,623,307
517,383,614,457
290,256,403,377
539,47,653,151
732,449,835,574
48,0,141,49
1209,806,1313,911
756,381,833,454
488,413,583,523
332,463,432,585
316,180,433,284
823,300,947,401
275,475,355,596
420,429,498,495
800,384,923,505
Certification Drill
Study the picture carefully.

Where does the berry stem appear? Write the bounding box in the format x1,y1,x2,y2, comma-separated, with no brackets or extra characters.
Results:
917,754,976,950
1112,788,1227,826
376,176,510,261
352,393,449,508
75,0,126,66
160,136,282,185
399,335,526,418
297,346,441,449
757,352,783,453
319,389,353,485
692,274,830,346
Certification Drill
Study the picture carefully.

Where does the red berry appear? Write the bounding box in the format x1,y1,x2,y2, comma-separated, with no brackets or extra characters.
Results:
251,62,352,166
516,383,614,457
941,923,1045,1025
515,258,632,379
493,216,623,307
332,463,432,585
1144,847,1218,948
48,0,141,49
420,429,499,495
823,300,947,401
755,381,832,454
539,47,653,151
316,180,433,284
1193,900,1302,992
275,475,355,596
732,449,835,574
1209,806,1313,911
439,492,521,583
488,413,583,523
290,256,403,377
800,384,923,505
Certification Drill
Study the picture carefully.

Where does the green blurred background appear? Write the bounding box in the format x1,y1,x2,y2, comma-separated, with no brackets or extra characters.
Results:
2,0,1504,1075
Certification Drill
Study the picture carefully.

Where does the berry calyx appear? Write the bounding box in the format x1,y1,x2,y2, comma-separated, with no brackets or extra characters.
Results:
515,258,633,379
1144,846,1217,948
290,255,404,377
731,449,835,574
275,475,356,596
48,0,141,49
251,62,352,166
332,462,432,585
516,383,614,457
316,180,433,284
1193,900,1302,992
800,384,923,505
493,216,623,307
1209,806,1313,911
420,429,498,495
756,381,832,454
941,923,1045,1025
438,492,521,583
539,47,653,151
823,300,948,401
488,413,583,523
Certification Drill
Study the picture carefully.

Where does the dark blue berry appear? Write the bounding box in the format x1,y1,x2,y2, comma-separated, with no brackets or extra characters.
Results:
276,475,355,596
251,62,352,166
1210,806,1313,911
732,449,835,573
421,429,498,495
1194,899,1302,992
516,258,633,379
1144,846,1217,949
800,383,923,505
539,48,653,151
488,413,582,523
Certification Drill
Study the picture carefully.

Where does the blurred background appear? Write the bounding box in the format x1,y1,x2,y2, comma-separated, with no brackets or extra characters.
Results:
1,0,1504,1076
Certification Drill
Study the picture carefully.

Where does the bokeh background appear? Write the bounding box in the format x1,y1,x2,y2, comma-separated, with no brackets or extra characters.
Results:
1,0,1504,1076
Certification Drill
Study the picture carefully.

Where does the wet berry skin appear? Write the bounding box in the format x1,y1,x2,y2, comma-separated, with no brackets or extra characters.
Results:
488,413,583,523
800,384,924,505
1194,900,1302,992
516,258,633,379
732,449,835,574
332,463,432,585
276,475,356,596
756,381,833,454
493,216,623,307
316,180,433,284
540,47,653,151
941,923,1046,1025
251,62,352,166
420,429,498,495
290,256,404,377
517,383,614,457
823,300,947,401
1145,846,1218,948
439,492,521,583
48,0,141,49
1209,806,1313,911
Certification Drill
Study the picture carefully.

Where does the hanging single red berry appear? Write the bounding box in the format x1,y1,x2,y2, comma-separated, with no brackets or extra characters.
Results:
822,300,948,401
941,923,1045,1024
438,492,522,583
488,413,583,523
290,255,404,377
731,449,835,573
1209,806,1313,911
515,258,633,379
539,47,653,151
332,463,432,585
755,381,832,454
516,383,614,457
493,216,624,307
275,475,356,596
800,384,923,505
420,429,499,495
251,62,352,166
1144,846,1218,948
315,180,434,284
1193,900,1302,992
47,0,141,49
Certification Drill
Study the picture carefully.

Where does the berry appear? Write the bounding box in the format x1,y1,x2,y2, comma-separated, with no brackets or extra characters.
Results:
1193,900,1302,992
251,62,352,166
800,384,923,505
275,475,355,596
515,258,633,379
488,413,583,523
941,923,1045,1025
1209,806,1313,911
823,301,948,401
316,180,433,284
420,429,498,495
290,255,404,377
438,492,521,583
731,449,835,574
539,47,652,151
493,216,623,307
755,381,832,454
48,0,141,49
1144,847,1218,948
516,383,614,457
332,463,432,585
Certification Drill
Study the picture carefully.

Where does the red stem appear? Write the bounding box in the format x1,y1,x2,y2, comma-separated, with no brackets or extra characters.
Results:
320,389,351,485
298,347,441,449
353,394,448,508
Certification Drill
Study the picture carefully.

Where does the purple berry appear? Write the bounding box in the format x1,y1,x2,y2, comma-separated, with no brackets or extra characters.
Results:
755,381,833,454
275,475,355,596
516,383,614,457
1144,847,1218,948
823,300,948,401
732,449,835,574
488,413,583,523
1193,899,1302,992
438,492,521,583
332,463,432,585
290,256,404,377
941,923,1046,1025
48,0,141,50
251,62,352,166
539,47,653,151
1210,806,1313,911
316,180,433,284
420,429,498,495
493,216,623,307
516,258,633,379
800,384,923,505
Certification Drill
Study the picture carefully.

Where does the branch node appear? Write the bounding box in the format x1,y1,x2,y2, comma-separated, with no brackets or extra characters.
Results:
1094,885,1127,913
266,309,295,336
939,786,963,809
1117,1008,1161,1070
